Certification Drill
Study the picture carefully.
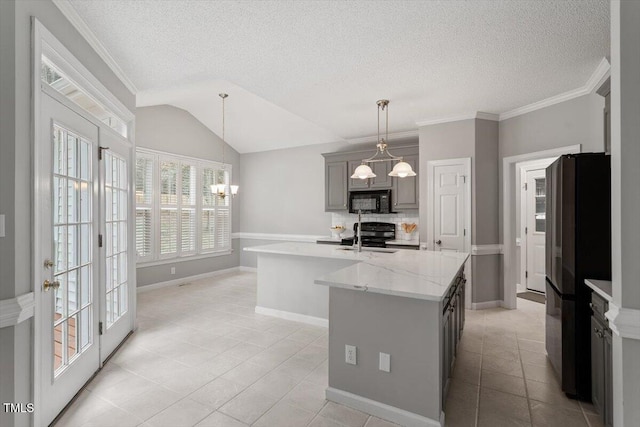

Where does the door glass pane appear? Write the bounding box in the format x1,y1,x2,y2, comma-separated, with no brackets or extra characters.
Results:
535,177,546,232
51,124,93,376
104,151,128,328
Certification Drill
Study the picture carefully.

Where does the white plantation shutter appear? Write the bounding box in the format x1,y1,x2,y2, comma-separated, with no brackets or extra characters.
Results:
135,149,233,263
135,155,154,260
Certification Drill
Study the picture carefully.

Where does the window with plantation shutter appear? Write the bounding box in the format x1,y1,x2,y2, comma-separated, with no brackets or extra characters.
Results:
135,155,153,260
135,148,233,263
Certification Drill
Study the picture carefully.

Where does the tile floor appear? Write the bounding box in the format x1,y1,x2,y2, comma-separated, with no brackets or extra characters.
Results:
54,271,602,427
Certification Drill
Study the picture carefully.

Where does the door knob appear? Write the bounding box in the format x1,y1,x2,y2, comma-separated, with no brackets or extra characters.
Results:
435,240,442,245
43,280,60,292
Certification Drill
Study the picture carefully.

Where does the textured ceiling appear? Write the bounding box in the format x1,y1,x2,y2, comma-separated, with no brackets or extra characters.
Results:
67,0,609,153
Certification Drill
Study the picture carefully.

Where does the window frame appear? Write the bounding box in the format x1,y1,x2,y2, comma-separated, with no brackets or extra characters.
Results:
136,148,233,266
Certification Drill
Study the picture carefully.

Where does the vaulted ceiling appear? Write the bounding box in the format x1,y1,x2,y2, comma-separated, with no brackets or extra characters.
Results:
66,0,609,153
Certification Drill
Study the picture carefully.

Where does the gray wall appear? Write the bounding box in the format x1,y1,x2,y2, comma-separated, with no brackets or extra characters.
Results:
135,105,241,286
418,118,501,303
0,1,135,426
239,141,344,236
499,93,605,297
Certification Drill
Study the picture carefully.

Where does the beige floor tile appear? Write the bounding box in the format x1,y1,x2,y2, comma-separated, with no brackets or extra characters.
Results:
80,406,143,427
308,415,348,427
304,360,329,387
482,356,523,378
248,371,301,399
54,391,114,427
319,402,369,427
444,397,477,427
364,416,400,427
199,353,244,377
451,363,481,386
155,365,218,396
457,336,483,354
221,361,272,385
481,370,526,397
113,385,183,421
145,398,214,427
529,400,588,427
194,411,248,427
447,378,480,403
275,355,322,380
518,339,546,354
482,344,520,361
254,401,316,427
188,377,246,410
526,379,580,410
522,363,560,385
455,349,482,369
519,349,550,367
219,342,265,361
585,413,605,427
478,388,530,423
218,389,280,425
579,401,598,415
477,412,532,427
282,380,328,414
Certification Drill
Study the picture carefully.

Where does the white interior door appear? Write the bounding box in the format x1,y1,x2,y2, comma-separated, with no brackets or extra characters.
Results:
525,169,547,293
99,132,135,360
428,159,470,252
38,93,101,426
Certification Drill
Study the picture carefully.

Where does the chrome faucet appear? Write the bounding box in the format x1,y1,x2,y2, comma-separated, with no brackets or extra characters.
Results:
356,210,362,253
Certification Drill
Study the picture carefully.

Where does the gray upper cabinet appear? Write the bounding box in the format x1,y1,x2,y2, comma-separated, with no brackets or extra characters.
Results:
392,154,419,210
325,161,348,211
324,145,418,212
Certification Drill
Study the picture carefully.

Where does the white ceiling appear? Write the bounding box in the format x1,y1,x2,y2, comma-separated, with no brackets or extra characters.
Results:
67,0,609,154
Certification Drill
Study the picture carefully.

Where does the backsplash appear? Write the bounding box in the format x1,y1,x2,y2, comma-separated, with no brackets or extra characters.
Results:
331,212,419,239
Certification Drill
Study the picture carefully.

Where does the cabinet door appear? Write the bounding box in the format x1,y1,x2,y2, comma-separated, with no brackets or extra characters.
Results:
591,316,605,416
326,161,348,211
604,328,613,427
370,161,393,189
392,154,419,210
441,307,451,405
348,160,369,190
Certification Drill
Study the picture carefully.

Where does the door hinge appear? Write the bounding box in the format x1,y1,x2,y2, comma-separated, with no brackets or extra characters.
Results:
98,146,110,160
98,234,103,247
525,271,528,279
525,227,528,235
462,175,466,184
524,183,528,191
99,322,103,335
463,229,466,236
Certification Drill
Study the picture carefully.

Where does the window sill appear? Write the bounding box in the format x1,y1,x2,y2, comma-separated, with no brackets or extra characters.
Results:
136,250,233,268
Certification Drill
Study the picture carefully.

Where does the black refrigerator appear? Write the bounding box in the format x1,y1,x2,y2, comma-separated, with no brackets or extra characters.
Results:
545,153,611,400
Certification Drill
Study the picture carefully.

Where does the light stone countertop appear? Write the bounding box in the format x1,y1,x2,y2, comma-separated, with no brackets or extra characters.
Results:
585,279,613,302
244,242,469,301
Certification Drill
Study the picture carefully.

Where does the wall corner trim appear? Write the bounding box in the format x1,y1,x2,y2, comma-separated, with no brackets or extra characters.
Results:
470,244,503,256
499,57,610,121
605,302,640,340
136,267,241,293
51,0,138,94
0,292,36,328
233,232,327,242
325,387,442,427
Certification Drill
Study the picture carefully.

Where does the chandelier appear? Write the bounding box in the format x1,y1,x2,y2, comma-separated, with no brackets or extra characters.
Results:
211,93,239,198
351,99,416,180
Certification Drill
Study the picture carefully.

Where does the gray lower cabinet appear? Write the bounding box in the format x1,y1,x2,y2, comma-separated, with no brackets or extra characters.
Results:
325,161,348,211
442,269,465,407
590,291,613,427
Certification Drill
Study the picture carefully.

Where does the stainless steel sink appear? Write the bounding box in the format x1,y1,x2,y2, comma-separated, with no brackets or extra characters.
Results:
336,247,397,254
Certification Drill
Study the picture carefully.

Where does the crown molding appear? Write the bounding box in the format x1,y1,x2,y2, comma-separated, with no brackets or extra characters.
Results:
500,57,610,121
416,111,499,127
346,130,420,145
52,0,138,94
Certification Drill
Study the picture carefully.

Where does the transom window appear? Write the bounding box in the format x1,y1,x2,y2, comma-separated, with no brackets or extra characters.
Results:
135,149,232,263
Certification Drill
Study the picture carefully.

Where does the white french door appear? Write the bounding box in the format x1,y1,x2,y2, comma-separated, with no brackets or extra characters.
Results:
37,91,134,426
524,169,547,293
99,132,135,359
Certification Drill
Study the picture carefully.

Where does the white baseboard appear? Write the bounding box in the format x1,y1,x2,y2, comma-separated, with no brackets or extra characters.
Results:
471,300,503,310
325,387,443,427
137,267,241,293
239,266,257,273
255,306,328,328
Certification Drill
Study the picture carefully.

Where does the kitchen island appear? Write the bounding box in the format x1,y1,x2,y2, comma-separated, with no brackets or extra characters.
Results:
245,242,468,426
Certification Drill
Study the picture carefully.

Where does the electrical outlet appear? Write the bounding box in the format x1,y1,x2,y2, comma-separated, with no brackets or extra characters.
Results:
170,267,176,275
345,345,357,365
379,352,391,372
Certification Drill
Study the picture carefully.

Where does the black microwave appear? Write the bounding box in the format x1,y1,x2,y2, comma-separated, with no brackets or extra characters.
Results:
349,190,393,214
